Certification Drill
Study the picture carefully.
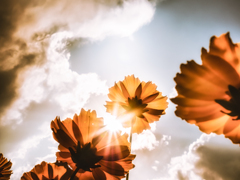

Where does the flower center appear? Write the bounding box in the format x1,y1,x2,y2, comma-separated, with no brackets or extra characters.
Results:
215,85,240,120
126,96,148,118
42,175,58,180
69,141,103,172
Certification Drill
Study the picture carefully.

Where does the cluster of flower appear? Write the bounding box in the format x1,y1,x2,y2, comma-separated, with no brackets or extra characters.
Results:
1,74,168,179
1,32,240,180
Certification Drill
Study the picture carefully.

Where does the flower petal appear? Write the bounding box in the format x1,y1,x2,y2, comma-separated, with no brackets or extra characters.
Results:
141,81,158,100
142,113,160,123
108,83,126,102
0,154,12,180
209,32,240,74
99,160,124,176
142,92,159,104
147,96,168,110
201,48,240,87
21,162,69,180
97,145,130,161
75,109,104,143
132,117,151,134
120,81,130,99
76,171,95,180
72,120,84,145
171,32,240,144
92,168,106,180
121,75,140,98
135,83,142,99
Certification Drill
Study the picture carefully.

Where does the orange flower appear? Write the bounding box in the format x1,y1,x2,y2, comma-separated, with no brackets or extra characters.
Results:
105,75,168,134
21,161,71,180
171,32,240,144
51,108,135,180
0,153,12,180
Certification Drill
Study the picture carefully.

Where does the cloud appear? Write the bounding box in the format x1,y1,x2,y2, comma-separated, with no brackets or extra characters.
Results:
0,0,157,126
132,129,160,151
0,0,45,121
166,133,216,180
17,0,156,40
132,123,171,151
2,32,108,126
161,133,240,180
195,145,240,180
6,121,57,179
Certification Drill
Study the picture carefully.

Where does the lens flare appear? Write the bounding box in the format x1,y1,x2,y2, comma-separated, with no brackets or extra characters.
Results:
103,114,124,133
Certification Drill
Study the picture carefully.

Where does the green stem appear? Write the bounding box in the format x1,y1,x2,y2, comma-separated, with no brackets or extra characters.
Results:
70,167,80,180
126,117,134,180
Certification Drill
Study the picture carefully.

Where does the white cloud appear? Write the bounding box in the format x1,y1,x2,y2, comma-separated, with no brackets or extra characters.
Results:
7,122,58,179
132,123,171,151
132,129,159,151
17,0,156,41
2,31,108,125
2,0,157,126
11,164,32,180
166,133,216,180
160,134,171,146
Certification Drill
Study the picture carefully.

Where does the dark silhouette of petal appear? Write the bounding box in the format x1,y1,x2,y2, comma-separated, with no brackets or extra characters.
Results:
142,92,159,104
30,172,39,180
0,153,12,180
120,81,130,99
21,161,70,180
92,168,106,180
99,161,125,176
72,120,84,145
135,83,142,99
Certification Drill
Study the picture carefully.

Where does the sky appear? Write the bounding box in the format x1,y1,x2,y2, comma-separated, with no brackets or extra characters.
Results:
1,0,240,179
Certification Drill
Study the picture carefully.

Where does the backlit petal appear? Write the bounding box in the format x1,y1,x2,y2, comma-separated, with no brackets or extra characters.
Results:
171,32,240,144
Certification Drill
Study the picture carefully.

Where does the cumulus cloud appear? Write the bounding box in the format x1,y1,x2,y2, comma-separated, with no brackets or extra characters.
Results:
2,34,108,125
0,0,157,125
132,129,160,151
0,0,44,121
167,133,216,180
160,133,240,180
132,123,171,151
17,0,156,40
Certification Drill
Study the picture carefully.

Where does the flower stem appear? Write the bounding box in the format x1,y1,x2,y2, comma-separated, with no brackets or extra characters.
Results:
70,167,80,180
126,117,134,180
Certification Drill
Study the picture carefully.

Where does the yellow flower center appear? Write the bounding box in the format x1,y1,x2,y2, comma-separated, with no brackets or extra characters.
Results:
123,96,148,118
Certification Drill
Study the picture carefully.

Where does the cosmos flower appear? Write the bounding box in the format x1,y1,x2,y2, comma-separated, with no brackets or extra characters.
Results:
171,32,240,144
105,75,168,134
21,161,72,180
51,108,135,180
0,153,12,180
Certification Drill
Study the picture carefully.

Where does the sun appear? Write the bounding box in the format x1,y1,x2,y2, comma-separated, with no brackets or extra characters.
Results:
103,114,124,133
